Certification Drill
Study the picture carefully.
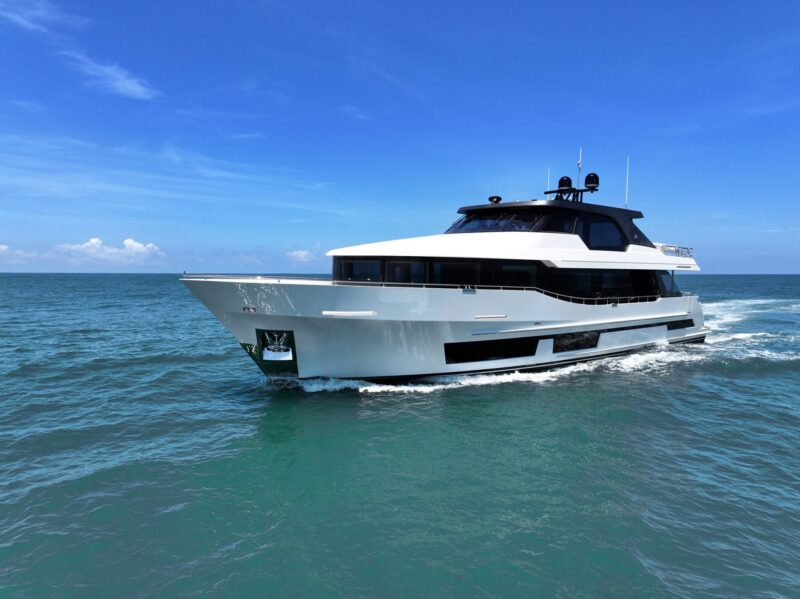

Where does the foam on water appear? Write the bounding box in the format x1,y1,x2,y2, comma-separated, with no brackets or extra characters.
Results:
290,361,585,396
264,361,603,394
703,298,800,329
263,297,800,394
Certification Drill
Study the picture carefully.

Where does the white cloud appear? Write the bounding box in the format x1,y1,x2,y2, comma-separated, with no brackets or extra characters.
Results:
0,2,155,101
286,249,315,263
0,243,9,252
340,105,371,120
59,50,160,100
56,238,162,263
0,0,86,33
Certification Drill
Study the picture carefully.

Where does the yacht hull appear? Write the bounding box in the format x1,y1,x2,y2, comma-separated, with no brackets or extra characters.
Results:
182,277,706,381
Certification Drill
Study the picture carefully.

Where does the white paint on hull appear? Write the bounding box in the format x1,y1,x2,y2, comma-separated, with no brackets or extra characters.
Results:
182,277,705,379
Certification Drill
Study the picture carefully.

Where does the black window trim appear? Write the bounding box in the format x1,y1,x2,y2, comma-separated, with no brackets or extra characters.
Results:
443,318,696,364
332,256,677,302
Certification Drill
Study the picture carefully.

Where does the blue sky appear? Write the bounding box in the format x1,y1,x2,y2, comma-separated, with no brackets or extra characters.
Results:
0,0,798,273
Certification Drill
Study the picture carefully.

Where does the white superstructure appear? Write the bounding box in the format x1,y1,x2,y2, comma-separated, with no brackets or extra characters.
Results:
183,174,707,381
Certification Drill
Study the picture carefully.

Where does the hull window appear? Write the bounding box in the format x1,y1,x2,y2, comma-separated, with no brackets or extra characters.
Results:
667,319,695,330
552,331,600,353
445,336,539,364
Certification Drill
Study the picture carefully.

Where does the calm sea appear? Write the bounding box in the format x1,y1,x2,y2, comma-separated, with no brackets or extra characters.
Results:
1,274,798,597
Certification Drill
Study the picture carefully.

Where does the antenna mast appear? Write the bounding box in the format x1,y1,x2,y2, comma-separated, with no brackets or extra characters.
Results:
577,147,582,188
624,156,630,209
547,167,550,191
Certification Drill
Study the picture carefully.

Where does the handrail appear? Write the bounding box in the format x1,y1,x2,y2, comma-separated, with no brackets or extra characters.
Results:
181,272,682,306
657,244,693,257
330,280,663,305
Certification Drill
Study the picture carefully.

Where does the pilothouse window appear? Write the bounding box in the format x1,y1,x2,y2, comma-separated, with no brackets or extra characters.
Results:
445,210,546,233
504,212,545,231
445,212,514,233
575,215,627,251
539,213,576,233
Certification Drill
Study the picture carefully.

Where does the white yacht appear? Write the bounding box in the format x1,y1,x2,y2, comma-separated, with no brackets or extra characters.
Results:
182,173,707,381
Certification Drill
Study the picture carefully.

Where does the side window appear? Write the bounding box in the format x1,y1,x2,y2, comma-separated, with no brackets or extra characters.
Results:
539,213,576,233
600,270,633,296
499,262,538,287
576,216,627,251
656,271,681,296
385,260,426,284
431,260,479,285
336,259,382,281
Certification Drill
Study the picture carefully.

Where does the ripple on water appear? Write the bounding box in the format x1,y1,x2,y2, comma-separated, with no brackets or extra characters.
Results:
0,274,798,597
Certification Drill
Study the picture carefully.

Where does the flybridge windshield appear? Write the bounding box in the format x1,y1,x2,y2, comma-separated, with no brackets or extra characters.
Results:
446,210,546,233
445,207,655,250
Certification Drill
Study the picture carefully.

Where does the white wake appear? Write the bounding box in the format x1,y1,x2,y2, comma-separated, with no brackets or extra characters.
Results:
262,298,798,394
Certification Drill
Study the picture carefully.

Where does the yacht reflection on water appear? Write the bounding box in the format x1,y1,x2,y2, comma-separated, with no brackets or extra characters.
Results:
183,172,706,382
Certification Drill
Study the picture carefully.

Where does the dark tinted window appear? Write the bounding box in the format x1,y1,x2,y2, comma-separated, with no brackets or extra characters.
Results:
656,270,682,296
445,336,539,364
553,331,600,353
544,268,594,297
446,210,548,233
600,270,633,296
575,215,627,250
539,213,576,233
333,257,662,298
504,211,545,231
446,213,514,233
386,260,426,284
498,262,538,287
431,260,479,285
335,259,382,282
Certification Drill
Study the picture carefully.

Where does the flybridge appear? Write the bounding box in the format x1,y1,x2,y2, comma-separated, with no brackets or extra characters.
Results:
453,171,655,249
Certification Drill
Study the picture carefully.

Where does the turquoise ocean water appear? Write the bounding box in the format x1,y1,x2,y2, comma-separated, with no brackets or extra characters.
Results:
1,274,798,597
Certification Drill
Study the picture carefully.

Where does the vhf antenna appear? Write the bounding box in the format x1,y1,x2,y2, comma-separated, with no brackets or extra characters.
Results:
577,147,582,190
625,156,630,209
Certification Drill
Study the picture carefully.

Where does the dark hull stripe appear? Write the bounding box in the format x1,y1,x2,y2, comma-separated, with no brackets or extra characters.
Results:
354,333,707,384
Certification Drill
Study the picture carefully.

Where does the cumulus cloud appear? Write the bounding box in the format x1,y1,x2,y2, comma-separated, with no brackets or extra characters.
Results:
286,249,315,263
56,237,162,263
0,243,8,252
59,50,160,100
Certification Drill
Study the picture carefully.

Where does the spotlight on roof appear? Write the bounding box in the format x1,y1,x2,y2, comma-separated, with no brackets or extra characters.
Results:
584,172,599,191
488,195,502,204
558,176,573,190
